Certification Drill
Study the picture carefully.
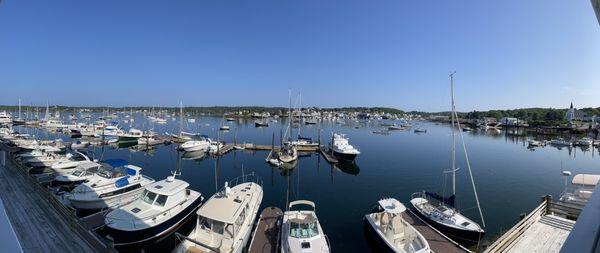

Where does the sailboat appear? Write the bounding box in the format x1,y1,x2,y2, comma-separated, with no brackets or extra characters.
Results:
409,72,485,244
170,101,192,143
267,91,298,167
291,94,319,148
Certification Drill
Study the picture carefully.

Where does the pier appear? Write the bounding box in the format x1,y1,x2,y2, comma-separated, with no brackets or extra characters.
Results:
319,148,339,164
248,207,283,253
0,147,110,253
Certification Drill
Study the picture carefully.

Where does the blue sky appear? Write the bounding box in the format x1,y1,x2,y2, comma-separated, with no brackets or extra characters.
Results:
0,0,598,111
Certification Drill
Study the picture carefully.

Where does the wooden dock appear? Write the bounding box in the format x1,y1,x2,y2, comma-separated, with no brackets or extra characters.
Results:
319,148,338,164
234,143,319,152
404,210,472,253
248,207,283,253
0,148,110,253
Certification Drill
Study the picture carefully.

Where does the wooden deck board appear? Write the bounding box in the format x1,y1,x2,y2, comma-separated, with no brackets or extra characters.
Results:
506,215,574,253
248,207,283,253
0,151,98,253
404,210,471,253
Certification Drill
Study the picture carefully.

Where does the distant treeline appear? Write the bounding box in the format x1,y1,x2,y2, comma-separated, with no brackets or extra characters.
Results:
0,105,404,116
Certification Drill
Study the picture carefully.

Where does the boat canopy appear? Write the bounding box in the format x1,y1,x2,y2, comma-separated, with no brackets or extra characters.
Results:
572,174,600,186
425,191,455,207
101,159,128,168
378,198,406,214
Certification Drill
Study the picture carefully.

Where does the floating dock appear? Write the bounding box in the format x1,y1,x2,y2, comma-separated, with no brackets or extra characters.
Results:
319,148,339,164
234,143,319,152
404,210,472,253
0,147,110,253
248,206,283,253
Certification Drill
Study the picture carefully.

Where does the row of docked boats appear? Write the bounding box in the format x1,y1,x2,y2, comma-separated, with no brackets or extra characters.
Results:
528,137,598,148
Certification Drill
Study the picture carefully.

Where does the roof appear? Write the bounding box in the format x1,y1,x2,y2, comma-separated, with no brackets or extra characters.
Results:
572,174,600,186
197,182,261,224
147,177,189,196
378,198,406,214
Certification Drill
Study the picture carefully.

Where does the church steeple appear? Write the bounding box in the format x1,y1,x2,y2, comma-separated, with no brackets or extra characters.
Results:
570,102,573,109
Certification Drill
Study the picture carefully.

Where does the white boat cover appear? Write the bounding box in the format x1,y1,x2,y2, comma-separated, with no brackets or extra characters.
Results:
572,174,600,186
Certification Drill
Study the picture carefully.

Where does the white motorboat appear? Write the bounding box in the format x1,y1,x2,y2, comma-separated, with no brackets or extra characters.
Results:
118,128,144,142
364,198,430,253
68,160,155,210
71,140,90,150
16,149,46,159
528,139,543,147
180,136,211,152
559,171,600,205
104,175,203,246
41,119,66,129
208,140,225,155
577,137,593,146
410,72,485,244
25,153,62,167
53,161,102,186
0,111,13,124
281,200,330,253
550,138,572,146
175,176,263,253
51,152,92,171
331,133,360,161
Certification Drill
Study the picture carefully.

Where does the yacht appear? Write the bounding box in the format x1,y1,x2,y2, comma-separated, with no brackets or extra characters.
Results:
68,161,155,210
559,171,600,205
364,198,430,253
410,73,485,244
53,161,102,186
118,128,144,142
331,133,360,161
104,175,203,246
281,200,330,253
175,176,263,253
0,111,13,124
181,136,211,152
51,152,92,171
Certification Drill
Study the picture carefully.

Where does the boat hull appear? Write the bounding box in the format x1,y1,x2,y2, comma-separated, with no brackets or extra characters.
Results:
69,186,143,210
105,196,203,246
333,150,358,161
410,203,485,245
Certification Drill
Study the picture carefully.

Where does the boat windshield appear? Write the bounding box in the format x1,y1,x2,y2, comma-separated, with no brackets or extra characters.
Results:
290,221,319,238
142,189,157,205
72,170,84,177
97,166,125,179
198,217,234,239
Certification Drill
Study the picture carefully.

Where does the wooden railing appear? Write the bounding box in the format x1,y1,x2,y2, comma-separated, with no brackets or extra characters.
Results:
2,147,113,252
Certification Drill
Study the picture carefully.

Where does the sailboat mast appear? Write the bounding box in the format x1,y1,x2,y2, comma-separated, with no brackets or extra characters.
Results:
450,71,457,196
18,99,21,119
179,101,183,135
288,90,292,141
298,93,302,138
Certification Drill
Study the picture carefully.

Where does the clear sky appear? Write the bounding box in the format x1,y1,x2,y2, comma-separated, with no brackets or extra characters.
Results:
0,0,598,111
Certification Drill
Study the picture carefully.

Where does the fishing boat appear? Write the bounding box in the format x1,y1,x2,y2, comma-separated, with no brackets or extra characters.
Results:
175,175,263,253
104,174,203,246
68,160,155,210
331,133,360,161
410,72,485,244
280,200,330,253
364,198,430,253
118,128,143,142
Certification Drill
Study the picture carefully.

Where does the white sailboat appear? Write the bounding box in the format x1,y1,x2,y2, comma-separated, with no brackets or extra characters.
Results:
410,72,485,244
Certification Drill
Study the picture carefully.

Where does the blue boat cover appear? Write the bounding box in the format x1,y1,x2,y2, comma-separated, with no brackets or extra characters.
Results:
298,136,312,141
425,191,455,207
115,177,129,188
125,167,138,176
101,159,128,168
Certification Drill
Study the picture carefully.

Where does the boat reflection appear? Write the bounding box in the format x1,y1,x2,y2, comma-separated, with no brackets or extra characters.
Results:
334,161,360,176
181,150,207,161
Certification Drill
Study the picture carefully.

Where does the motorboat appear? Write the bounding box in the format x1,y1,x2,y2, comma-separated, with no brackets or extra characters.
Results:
364,198,430,253
528,139,543,147
550,138,572,146
254,120,269,127
576,137,593,146
208,140,225,155
25,152,62,167
559,171,600,205
413,128,427,133
51,152,91,171
175,176,263,253
0,111,13,124
180,136,211,152
118,128,143,142
280,200,330,253
53,161,102,186
71,140,90,150
331,133,360,161
104,175,203,246
220,125,230,131
68,160,155,210
290,136,319,148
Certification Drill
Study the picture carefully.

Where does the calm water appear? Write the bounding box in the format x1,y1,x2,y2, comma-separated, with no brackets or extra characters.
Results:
15,114,600,252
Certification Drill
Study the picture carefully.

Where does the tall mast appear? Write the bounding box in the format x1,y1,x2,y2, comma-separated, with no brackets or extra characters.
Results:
288,90,292,141
298,93,302,138
450,71,457,196
179,101,183,135
18,99,21,119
